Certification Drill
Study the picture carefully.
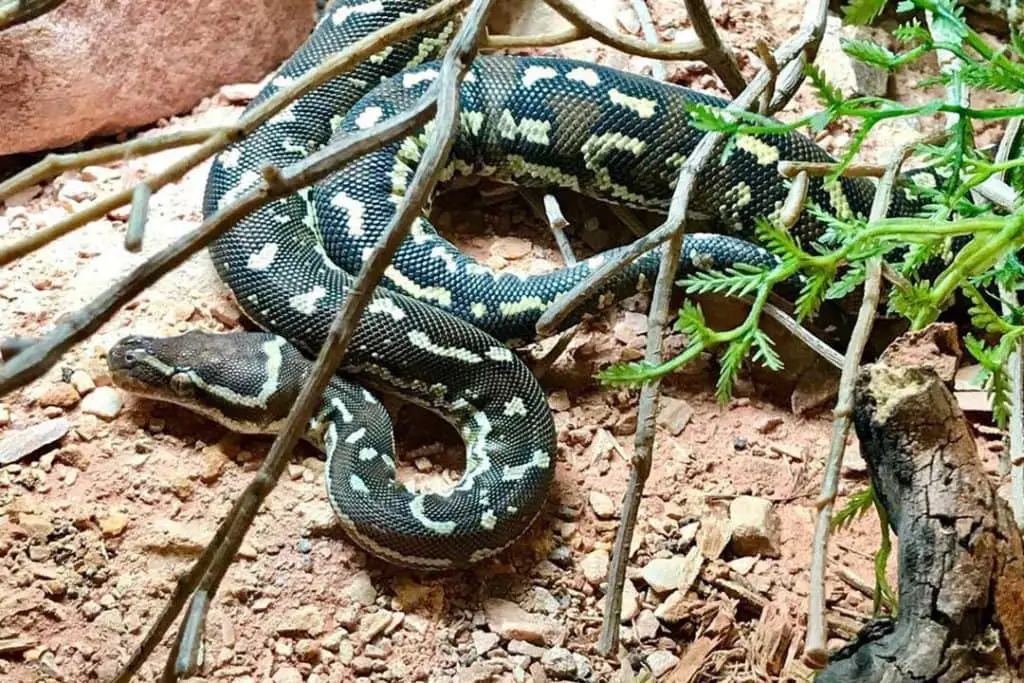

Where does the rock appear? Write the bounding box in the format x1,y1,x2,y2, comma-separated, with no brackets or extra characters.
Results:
345,571,377,606
0,417,69,465
272,666,304,683
357,611,391,643
39,382,80,408
756,416,783,434
297,499,340,535
646,650,680,678
548,390,571,412
219,82,263,103
729,496,781,558
277,605,324,637
69,370,96,395
80,386,122,420
816,16,890,98
621,579,640,621
81,600,102,620
641,547,703,593
58,179,96,203
727,556,757,575
580,549,608,585
98,513,128,537
393,576,442,610
508,639,546,659
635,609,659,641
541,647,576,679
589,491,616,519
19,513,54,540
472,631,500,655
657,396,694,436
491,237,532,260
0,406,9,426
211,301,243,328
654,590,695,623
483,599,547,645
199,442,231,482
0,0,317,154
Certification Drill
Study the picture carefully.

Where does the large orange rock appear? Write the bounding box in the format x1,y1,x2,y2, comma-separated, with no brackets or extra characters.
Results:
0,0,316,155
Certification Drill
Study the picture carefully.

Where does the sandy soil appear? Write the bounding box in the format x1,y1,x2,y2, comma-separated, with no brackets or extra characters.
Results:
0,2,1015,682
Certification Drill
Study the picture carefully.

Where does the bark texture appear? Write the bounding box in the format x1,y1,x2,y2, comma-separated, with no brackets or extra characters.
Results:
820,324,1024,682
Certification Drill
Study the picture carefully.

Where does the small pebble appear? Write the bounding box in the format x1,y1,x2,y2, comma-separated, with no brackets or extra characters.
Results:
80,386,122,420
733,435,748,451
589,491,617,519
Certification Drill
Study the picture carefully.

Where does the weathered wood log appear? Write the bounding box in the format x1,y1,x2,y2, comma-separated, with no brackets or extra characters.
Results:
820,324,1024,682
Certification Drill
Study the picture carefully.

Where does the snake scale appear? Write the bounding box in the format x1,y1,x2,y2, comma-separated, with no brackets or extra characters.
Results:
108,0,924,568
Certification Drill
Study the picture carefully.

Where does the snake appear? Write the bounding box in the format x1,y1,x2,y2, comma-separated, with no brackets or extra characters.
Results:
107,0,935,569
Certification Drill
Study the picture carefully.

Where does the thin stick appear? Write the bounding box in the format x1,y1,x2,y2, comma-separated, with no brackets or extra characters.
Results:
483,27,582,49
595,0,830,651
542,0,707,62
778,160,889,178
113,2,496,679
0,127,232,202
536,0,829,337
756,39,778,116
803,137,923,666
0,0,66,29
760,301,844,370
682,0,745,96
0,89,438,396
628,0,667,81
0,0,470,268
124,184,151,252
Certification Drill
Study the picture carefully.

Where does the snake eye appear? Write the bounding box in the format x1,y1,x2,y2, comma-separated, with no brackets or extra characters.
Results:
169,372,194,397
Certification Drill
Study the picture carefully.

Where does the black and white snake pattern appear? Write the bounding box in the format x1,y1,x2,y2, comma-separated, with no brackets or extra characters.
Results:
108,0,925,568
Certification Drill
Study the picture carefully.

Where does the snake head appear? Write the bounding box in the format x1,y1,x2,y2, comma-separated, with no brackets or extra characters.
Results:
108,331,305,432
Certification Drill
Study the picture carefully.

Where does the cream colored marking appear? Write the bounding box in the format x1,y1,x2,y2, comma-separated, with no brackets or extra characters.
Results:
272,75,296,87
246,243,279,270
736,134,780,165
486,346,514,362
566,66,600,87
358,447,378,461
348,474,370,494
218,170,261,209
823,178,853,219
505,155,581,192
281,138,308,156
268,101,298,125
461,110,484,136
355,106,384,130
503,397,528,417
608,88,657,118
330,193,366,235
410,496,457,535
598,291,615,309
470,302,488,319
502,450,552,482
362,389,378,404
390,159,412,194
274,214,290,224
368,45,394,64
330,398,353,423
497,109,551,145
384,265,453,306
332,0,384,25
398,137,422,164
456,411,493,492
430,246,458,272
582,132,646,162
666,151,688,169
498,296,547,317
288,285,326,315
324,423,338,454
221,147,242,169
367,297,407,321
522,65,558,87
586,253,606,269
480,509,497,531
403,68,439,88
407,330,483,363
345,427,367,444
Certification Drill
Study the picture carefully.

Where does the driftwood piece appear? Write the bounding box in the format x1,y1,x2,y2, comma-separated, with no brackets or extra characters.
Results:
820,324,1024,682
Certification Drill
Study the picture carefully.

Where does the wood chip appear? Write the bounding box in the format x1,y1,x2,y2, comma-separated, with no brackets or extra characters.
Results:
0,418,69,465
0,637,36,656
665,636,720,683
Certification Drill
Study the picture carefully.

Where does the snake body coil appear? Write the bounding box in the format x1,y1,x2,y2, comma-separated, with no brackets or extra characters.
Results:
109,0,921,568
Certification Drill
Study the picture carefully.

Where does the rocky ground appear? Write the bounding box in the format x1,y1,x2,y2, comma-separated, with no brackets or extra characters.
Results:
0,1,1017,682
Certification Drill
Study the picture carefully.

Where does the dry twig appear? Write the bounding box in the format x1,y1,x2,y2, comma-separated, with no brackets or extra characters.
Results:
628,0,667,80
803,136,925,666
111,0,497,679
594,0,829,655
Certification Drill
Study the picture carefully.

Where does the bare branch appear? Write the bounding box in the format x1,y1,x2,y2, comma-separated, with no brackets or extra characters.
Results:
0,0,470,268
682,0,745,96
628,0,667,80
804,136,925,666
110,0,496,678
483,26,582,49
